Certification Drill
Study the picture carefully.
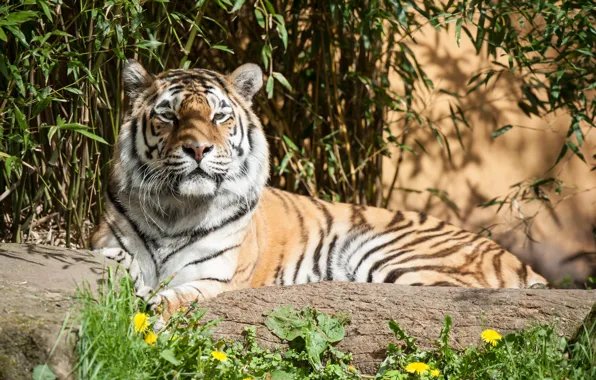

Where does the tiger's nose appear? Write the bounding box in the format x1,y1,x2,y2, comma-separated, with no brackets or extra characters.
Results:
182,143,213,162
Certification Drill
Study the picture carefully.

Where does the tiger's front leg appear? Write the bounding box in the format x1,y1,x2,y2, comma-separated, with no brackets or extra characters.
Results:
148,280,238,320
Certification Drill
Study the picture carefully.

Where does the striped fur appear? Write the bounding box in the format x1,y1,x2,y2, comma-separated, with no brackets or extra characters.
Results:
92,60,547,317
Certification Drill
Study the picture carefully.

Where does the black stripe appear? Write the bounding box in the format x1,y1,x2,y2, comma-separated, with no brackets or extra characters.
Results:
106,188,157,264
198,277,231,283
397,230,453,251
384,265,475,283
493,250,505,288
395,240,475,265
518,262,528,287
311,230,325,278
351,221,415,275
102,220,126,251
159,195,259,267
429,281,459,287
180,245,240,271
419,211,427,224
325,235,339,281
306,197,334,235
387,211,404,227
366,248,414,282
428,230,469,248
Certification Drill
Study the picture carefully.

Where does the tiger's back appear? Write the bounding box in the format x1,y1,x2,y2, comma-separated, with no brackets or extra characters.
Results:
249,188,545,289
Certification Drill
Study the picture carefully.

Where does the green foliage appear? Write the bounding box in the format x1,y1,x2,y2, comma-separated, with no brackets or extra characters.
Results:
75,269,359,379
73,270,596,379
1,0,594,245
265,306,349,370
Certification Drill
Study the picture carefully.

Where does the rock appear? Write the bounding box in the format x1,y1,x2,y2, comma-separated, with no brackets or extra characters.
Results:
0,244,595,377
201,283,596,374
0,244,113,380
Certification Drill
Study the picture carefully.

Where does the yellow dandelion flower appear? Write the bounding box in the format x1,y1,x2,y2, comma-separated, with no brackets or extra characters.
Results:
481,329,502,346
211,350,227,361
242,378,252,380
405,362,429,374
133,313,150,333
431,369,440,377
145,331,157,345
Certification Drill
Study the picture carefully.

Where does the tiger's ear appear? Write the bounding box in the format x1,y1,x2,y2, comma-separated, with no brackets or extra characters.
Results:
228,63,263,102
123,59,153,102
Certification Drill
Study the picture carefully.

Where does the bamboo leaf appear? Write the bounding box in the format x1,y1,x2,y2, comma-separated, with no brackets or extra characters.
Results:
491,125,513,139
272,72,292,91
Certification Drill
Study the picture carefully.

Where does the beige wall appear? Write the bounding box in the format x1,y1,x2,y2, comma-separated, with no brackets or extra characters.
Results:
384,26,596,285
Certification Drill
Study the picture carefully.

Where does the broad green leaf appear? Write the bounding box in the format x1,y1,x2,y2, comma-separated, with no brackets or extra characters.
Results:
160,349,180,365
0,27,7,42
265,306,308,341
305,330,326,370
272,72,292,91
316,313,344,343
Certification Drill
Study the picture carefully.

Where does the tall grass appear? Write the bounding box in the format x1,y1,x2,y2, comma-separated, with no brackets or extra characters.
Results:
1,0,594,246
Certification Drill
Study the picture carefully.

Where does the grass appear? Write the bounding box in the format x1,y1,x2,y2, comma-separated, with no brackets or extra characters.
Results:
65,269,596,380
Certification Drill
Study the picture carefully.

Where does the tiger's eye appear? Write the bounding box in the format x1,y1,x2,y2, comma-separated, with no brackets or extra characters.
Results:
213,112,231,124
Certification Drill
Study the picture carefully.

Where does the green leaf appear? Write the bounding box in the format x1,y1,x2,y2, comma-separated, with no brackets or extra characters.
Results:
5,25,28,46
36,0,53,21
491,125,513,139
277,21,288,50
266,75,274,98
455,17,462,47
272,72,292,91
271,370,296,380
566,140,586,163
305,330,326,370
1,11,38,26
282,135,299,151
231,0,246,12
160,349,181,365
212,44,234,54
265,306,308,341
137,40,163,49
0,27,7,42
32,364,56,380
255,8,265,28
13,107,27,131
316,313,344,343
47,125,59,142
73,129,109,144
388,320,417,351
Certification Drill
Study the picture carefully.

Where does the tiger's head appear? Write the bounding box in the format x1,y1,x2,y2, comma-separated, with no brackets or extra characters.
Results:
113,60,269,201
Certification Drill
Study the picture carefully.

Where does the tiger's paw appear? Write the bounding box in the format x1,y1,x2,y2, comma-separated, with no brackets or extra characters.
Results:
98,248,132,269
527,282,549,290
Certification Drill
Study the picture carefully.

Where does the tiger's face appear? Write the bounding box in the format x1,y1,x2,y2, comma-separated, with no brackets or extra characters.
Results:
118,60,267,198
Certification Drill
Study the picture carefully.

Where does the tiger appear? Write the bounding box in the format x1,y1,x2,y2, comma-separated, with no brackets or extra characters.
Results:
91,59,547,318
